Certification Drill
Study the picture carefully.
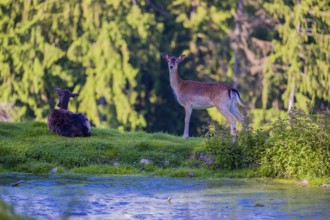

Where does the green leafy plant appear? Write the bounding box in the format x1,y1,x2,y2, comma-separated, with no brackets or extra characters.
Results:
202,123,268,170
260,107,330,178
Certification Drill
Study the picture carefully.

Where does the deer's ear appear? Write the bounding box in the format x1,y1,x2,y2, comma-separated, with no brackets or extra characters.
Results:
177,54,187,63
55,88,62,95
71,93,79,98
161,53,169,61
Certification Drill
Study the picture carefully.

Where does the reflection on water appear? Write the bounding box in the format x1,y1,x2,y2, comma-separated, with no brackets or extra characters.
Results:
0,174,329,220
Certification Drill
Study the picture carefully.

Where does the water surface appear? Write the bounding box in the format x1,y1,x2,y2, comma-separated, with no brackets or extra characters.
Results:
0,174,329,219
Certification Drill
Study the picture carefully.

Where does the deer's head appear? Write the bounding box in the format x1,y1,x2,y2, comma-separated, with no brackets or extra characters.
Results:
161,53,186,72
55,88,78,110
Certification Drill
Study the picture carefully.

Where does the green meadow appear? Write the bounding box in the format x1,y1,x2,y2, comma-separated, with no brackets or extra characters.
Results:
1,111,329,187
0,121,210,177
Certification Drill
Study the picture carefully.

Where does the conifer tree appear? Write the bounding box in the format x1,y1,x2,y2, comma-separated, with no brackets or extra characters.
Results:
263,0,330,111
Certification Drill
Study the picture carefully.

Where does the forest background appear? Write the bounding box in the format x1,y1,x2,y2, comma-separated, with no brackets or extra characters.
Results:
0,0,329,136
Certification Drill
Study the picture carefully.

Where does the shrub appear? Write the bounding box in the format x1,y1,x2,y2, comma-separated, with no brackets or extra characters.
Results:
202,124,268,170
260,107,330,178
238,126,269,168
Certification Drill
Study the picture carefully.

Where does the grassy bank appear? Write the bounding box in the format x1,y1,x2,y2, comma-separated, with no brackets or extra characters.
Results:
0,121,209,177
0,121,329,186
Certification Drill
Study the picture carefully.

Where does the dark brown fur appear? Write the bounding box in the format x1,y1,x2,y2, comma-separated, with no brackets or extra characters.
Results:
47,88,91,137
48,110,91,137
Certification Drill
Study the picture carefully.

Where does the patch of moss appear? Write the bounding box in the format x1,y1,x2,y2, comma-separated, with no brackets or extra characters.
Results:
71,165,139,175
14,162,65,174
151,168,213,178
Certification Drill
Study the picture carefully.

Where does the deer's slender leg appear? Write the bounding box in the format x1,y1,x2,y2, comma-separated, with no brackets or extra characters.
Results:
217,105,237,136
183,105,192,139
230,104,244,122
229,92,244,124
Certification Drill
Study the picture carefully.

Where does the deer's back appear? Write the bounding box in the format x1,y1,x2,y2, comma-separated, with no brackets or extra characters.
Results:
176,80,231,107
48,109,91,137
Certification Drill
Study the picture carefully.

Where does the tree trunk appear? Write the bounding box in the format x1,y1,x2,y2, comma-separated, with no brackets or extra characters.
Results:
233,0,243,88
288,80,295,112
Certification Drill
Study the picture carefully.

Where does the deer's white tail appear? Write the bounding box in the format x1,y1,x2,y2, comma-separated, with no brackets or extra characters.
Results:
229,89,243,106
229,89,244,122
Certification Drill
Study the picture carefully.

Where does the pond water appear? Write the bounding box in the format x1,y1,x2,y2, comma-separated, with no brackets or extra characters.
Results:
0,174,329,220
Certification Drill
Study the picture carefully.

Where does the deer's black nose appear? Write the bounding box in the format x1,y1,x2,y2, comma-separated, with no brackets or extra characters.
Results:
170,66,173,69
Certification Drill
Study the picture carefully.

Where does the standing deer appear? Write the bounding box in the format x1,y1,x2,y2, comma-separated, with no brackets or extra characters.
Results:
48,88,91,137
161,53,244,138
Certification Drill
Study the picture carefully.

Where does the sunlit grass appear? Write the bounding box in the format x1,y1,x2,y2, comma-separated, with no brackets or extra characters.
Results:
0,121,203,176
1,121,329,186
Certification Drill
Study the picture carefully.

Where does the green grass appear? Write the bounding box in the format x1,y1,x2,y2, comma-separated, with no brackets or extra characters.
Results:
1,121,329,186
0,121,205,177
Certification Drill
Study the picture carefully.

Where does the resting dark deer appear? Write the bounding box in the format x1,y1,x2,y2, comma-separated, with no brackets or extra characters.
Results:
48,88,91,137
161,53,244,138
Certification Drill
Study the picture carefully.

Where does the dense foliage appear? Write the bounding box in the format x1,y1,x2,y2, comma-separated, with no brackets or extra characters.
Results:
260,107,330,178
0,0,329,136
203,124,268,170
203,107,330,178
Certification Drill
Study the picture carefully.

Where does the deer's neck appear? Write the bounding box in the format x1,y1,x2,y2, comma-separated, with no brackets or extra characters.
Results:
59,101,69,110
169,69,182,94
